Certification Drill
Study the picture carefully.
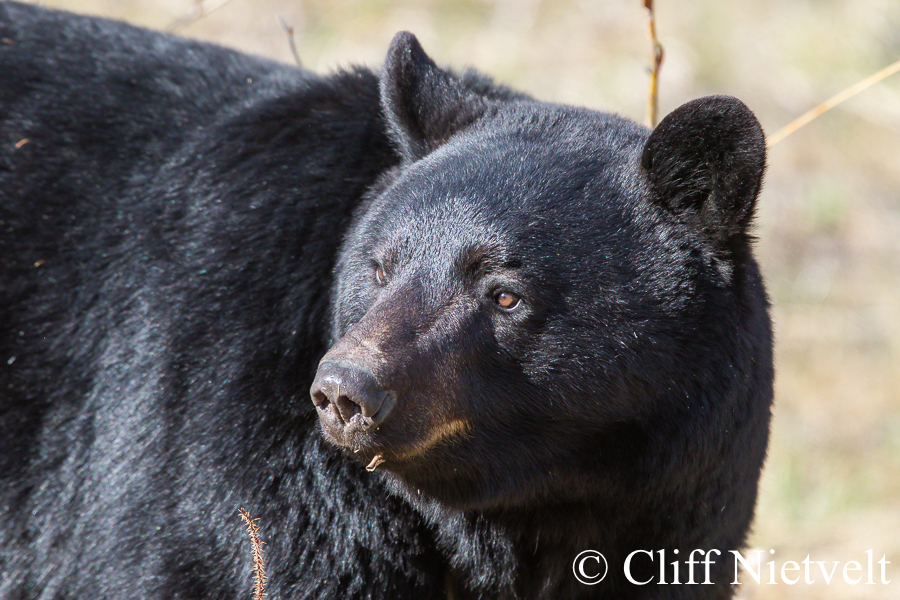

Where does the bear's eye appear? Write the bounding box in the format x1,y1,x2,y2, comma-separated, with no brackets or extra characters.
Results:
494,291,520,310
374,264,387,286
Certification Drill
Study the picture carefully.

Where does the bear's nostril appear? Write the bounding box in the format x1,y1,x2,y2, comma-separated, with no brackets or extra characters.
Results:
311,389,329,408
335,395,361,423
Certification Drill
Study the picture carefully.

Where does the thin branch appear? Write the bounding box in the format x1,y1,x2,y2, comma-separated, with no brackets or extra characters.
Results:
643,0,664,128
767,57,900,148
168,0,234,32
239,508,267,600
278,16,302,67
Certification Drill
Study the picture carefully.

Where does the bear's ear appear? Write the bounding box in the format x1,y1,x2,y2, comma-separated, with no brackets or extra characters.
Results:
380,32,490,163
641,95,766,249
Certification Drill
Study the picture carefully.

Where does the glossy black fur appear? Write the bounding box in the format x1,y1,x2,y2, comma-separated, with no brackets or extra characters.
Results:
0,3,773,599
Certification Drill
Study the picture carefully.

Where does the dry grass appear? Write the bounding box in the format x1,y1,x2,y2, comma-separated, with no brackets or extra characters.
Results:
32,1,900,597
239,508,267,600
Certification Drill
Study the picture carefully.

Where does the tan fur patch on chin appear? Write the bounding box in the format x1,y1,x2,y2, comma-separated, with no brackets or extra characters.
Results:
395,418,471,461
364,419,470,471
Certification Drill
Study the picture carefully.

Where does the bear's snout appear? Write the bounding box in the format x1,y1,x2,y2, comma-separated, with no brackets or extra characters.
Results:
310,360,397,432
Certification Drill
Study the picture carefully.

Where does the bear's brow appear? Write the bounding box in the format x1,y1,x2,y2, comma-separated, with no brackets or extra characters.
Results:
457,244,520,276
372,244,399,269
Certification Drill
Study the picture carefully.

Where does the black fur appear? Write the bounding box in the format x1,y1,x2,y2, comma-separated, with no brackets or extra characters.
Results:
0,3,773,599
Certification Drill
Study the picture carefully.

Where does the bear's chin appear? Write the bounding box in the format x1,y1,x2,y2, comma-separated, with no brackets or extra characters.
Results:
381,463,540,513
315,426,505,509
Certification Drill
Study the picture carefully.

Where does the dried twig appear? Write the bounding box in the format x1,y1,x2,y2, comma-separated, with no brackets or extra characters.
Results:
278,16,302,67
168,0,234,32
239,508,267,600
767,57,900,148
643,0,664,128
366,453,386,472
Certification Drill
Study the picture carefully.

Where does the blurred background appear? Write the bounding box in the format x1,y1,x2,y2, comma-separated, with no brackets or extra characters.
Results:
27,0,900,597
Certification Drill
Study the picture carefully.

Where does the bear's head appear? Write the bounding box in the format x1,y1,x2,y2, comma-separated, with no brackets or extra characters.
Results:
311,33,771,516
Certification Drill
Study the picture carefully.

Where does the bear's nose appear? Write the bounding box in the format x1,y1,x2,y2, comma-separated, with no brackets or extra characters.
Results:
310,361,396,429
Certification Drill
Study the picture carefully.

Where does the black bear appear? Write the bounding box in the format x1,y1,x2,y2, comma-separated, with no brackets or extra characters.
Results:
0,2,773,599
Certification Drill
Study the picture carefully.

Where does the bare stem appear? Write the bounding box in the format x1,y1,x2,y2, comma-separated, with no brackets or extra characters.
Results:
643,0,664,128
239,508,267,600
278,16,302,67
767,57,900,148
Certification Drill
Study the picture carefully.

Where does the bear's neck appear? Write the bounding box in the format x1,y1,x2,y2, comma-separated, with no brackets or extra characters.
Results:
431,501,626,600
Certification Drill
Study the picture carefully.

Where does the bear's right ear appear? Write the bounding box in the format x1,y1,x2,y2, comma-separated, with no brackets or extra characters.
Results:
380,32,490,163
641,96,766,250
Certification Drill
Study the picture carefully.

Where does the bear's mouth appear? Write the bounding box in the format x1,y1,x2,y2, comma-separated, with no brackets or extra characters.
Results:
318,415,472,472
316,412,379,452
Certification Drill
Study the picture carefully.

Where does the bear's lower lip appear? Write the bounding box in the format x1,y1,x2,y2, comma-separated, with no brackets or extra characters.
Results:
316,407,472,471
317,414,376,449
317,420,415,472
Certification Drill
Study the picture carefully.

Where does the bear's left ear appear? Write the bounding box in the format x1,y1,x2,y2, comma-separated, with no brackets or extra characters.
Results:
380,32,490,163
641,96,766,249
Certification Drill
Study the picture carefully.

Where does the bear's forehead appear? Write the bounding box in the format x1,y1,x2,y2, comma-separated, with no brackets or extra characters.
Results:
396,136,639,209
359,107,656,279
380,126,647,238
364,178,649,291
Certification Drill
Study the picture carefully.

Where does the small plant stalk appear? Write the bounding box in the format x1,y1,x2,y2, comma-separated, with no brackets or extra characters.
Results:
767,57,900,147
644,0,664,128
239,508,267,600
